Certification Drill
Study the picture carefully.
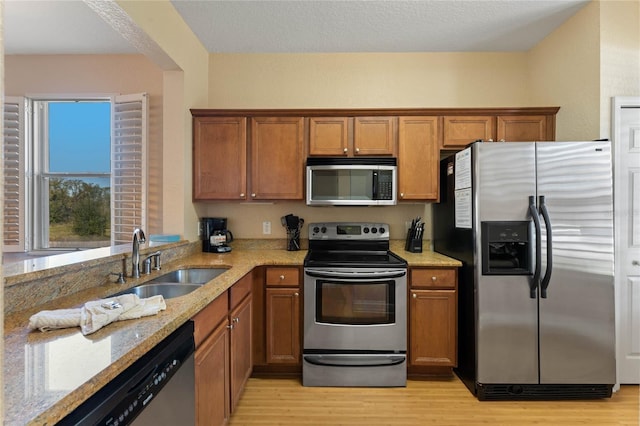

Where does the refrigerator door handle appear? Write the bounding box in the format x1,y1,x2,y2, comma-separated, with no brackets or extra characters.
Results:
528,195,541,299
539,195,553,298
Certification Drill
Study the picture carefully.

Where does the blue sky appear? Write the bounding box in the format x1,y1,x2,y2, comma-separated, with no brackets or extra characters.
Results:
48,102,111,174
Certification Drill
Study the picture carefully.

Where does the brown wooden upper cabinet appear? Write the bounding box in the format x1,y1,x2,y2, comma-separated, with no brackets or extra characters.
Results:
442,108,558,150
308,117,349,156
442,116,495,150
250,117,305,200
193,116,247,200
398,116,439,201
192,113,304,201
497,115,549,142
308,116,396,156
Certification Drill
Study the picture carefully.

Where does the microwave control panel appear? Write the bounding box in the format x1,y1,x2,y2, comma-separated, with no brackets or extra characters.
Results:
376,171,393,200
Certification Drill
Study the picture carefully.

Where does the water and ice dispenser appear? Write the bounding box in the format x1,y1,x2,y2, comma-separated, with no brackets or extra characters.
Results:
481,221,533,275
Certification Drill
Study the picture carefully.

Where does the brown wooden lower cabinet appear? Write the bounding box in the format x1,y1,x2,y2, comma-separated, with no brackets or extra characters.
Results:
409,289,457,367
408,267,458,376
230,294,252,412
195,318,230,426
266,287,300,364
193,273,253,426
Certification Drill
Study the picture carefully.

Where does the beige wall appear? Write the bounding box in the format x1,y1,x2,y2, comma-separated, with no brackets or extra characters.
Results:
209,52,531,108
4,54,165,235
528,1,602,141
529,0,640,141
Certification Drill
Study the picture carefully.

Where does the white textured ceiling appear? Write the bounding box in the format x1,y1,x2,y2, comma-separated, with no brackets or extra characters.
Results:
4,0,590,55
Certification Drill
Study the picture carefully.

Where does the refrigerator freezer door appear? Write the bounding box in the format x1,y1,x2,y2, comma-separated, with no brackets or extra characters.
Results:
473,142,539,384
536,141,615,384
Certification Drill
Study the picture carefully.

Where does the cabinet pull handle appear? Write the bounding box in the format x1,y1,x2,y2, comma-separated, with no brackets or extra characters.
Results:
400,193,404,198
294,292,299,297
251,193,256,197
412,293,417,299
227,324,234,330
432,276,437,281
240,193,245,197
280,275,285,280
355,147,360,153
343,148,348,154
233,317,240,323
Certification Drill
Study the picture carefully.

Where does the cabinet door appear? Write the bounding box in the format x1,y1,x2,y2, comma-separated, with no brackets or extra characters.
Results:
443,116,495,149
497,115,548,142
250,117,304,200
266,287,301,364
195,320,229,426
353,116,396,155
410,289,457,367
230,294,252,413
398,116,439,201
193,116,247,200
309,117,349,156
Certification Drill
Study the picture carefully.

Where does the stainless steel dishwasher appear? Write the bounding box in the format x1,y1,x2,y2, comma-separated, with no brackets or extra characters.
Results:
59,321,195,426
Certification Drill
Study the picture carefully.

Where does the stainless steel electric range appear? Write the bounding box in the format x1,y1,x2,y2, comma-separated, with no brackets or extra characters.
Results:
303,222,408,387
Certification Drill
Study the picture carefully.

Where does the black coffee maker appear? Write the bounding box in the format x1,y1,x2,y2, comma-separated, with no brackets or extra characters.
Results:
201,217,234,253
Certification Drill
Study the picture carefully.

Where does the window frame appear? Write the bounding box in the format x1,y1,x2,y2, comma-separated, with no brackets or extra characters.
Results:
32,97,112,250
3,93,148,252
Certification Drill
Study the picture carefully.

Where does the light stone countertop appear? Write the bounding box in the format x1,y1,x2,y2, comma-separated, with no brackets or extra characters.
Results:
3,243,461,425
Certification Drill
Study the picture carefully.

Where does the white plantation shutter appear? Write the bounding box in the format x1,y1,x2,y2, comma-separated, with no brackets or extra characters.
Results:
3,97,26,252
111,93,148,245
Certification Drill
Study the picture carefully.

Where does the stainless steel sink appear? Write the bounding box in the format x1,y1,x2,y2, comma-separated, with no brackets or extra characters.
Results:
114,267,228,299
122,283,203,299
147,268,228,285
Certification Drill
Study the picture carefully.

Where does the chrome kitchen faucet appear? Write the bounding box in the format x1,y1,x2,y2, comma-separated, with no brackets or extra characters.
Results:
131,228,146,278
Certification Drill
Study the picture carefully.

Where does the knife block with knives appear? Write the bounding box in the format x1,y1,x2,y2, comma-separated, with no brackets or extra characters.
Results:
405,217,424,253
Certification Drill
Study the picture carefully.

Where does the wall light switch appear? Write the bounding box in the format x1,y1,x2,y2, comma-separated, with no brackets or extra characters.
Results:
263,221,272,235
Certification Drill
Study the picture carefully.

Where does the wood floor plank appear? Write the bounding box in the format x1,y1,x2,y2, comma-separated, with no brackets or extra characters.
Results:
230,377,639,425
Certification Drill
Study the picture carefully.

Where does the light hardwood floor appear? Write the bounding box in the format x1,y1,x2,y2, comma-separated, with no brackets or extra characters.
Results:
230,377,639,425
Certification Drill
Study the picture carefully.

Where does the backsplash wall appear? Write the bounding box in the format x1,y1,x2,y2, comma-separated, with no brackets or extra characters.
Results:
195,201,431,242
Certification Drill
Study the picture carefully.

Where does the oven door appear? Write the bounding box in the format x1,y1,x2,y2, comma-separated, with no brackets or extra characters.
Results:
303,268,407,351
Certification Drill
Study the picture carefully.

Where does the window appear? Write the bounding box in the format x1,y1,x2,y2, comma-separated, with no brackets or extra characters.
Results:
2,94,147,252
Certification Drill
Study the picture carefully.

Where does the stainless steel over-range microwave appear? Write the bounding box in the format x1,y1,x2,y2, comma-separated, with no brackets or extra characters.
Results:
306,157,397,206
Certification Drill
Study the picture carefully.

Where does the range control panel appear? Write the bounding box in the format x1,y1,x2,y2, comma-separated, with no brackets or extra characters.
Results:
308,222,390,240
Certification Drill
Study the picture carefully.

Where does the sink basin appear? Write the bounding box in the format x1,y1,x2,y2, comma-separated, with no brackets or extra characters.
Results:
121,283,203,299
147,268,228,285
113,268,228,299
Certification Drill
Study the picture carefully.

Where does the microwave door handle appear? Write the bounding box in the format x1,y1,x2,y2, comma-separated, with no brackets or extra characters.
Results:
372,171,379,200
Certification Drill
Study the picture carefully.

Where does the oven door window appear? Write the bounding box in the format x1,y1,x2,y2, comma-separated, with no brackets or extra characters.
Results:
316,280,395,325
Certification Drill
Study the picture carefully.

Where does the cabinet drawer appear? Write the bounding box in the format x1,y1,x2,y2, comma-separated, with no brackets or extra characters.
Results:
193,291,228,347
410,268,456,289
266,267,300,287
230,273,252,308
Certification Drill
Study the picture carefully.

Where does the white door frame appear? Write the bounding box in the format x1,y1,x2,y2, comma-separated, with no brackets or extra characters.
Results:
612,96,640,388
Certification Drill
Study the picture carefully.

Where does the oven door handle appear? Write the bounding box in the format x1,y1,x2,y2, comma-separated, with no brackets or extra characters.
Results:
304,269,407,280
304,354,406,367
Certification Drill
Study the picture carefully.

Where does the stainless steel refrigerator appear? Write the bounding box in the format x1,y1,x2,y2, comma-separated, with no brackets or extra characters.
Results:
433,141,615,400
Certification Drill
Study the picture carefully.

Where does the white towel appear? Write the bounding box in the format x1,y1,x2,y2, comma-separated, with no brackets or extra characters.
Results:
28,294,166,335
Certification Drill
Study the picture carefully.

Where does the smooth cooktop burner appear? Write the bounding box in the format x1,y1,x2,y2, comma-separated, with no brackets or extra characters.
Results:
304,250,407,269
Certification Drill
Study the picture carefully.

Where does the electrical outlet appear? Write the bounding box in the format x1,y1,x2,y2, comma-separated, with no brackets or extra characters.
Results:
263,221,271,235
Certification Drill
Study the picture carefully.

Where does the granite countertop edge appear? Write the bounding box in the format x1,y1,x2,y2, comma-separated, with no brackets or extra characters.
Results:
3,246,461,425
